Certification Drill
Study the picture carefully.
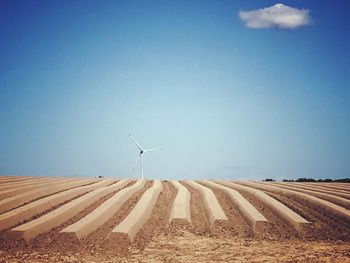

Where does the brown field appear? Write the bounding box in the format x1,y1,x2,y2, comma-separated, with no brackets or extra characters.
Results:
0,176,349,262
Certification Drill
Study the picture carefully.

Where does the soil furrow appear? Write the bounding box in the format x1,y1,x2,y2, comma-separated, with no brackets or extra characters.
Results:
51,180,154,258
208,187,252,238
265,191,350,241
181,182,211,236
132,181,177,250
234,189,299,240
0,181,129,254
0,179,102,213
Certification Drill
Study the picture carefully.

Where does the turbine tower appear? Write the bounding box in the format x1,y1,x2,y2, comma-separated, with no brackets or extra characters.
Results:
129,133,163,180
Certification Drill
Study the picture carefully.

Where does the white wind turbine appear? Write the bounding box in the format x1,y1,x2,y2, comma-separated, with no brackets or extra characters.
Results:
129,133,163,180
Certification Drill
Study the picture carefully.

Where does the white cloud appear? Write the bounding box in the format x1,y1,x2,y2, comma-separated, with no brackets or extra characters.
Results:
239,3,311,29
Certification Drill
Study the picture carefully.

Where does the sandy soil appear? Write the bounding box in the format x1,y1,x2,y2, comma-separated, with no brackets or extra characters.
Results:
0,230,349,262
266,191,350,241
0,179,349,262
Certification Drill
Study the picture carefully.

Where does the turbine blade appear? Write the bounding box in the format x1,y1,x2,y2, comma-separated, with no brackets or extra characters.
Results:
129,133,143,151
143,147,164,153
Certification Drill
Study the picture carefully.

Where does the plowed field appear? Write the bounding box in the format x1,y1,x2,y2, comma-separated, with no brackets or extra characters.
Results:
0,176,349,262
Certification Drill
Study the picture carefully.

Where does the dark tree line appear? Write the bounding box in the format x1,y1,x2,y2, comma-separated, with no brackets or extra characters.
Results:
282,178,350,183
261,178,350,183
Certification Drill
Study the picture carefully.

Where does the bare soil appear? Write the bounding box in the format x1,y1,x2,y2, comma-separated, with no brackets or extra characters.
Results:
0,231,349,262
265,191,350,241
0,179,349,262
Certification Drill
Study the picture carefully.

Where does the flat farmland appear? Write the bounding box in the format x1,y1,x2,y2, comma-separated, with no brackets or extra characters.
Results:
0,176,349,262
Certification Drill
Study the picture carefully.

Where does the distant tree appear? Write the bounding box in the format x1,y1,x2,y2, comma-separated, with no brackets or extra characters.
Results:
280,177,349,183
296,178,306,182
296,178,316,182
335,178,350,183
263,178,275,182
324,178,333,182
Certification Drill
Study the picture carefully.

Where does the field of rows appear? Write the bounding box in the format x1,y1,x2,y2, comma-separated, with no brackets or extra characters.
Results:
0,176,349,262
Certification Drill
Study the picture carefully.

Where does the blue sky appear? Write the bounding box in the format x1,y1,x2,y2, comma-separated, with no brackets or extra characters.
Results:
1,0,349,180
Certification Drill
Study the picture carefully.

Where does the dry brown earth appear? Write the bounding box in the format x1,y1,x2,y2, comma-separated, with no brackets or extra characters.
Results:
0,176,349,262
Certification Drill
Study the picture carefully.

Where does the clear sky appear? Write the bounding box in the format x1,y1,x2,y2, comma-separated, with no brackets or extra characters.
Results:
1,1,349,180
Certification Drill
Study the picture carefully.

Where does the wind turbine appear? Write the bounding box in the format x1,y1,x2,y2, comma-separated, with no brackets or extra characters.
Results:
129,133,163,180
